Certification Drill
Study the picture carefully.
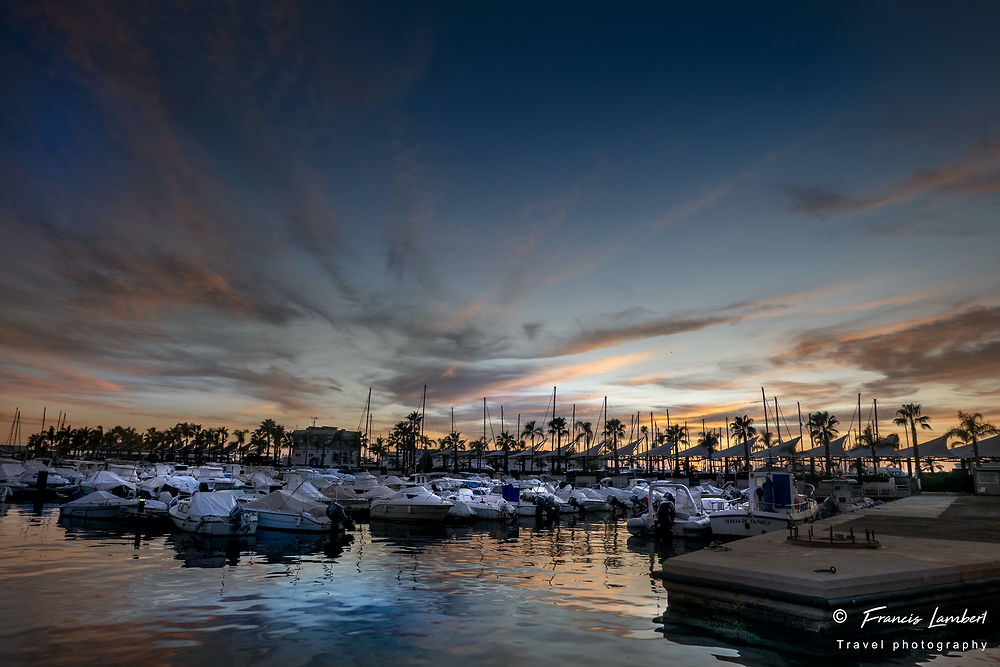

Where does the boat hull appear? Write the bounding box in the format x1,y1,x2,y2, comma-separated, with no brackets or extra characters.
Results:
370,503,452,522
255,509,333,533
709,505,818,538
169,508,258,535
60,506,126,520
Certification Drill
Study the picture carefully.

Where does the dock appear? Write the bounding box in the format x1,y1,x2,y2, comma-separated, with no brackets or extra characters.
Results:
659,495,1000,655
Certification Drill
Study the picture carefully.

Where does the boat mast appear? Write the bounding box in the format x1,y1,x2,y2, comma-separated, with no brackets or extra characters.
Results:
761,387,769,440
774,396,782,443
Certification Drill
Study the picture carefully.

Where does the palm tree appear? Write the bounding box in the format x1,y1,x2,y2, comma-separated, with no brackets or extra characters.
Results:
468,438,487,471
521,420,543,472
575,420,593,471
438,431,462,473
547,417,568,473
856,425,879,477
496,431,516,473
729,415,757,470
698,430,721,475
229,429,248,456
945,411,999,463
893,404,931,478
758,430,775,468
663,424,687,473
603,418,626,473
368,436,388,464
405,411,423,472
807,411,839,475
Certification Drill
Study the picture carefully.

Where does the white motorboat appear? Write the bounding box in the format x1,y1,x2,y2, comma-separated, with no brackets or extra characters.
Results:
459,488,515,520
556,486,610,512
168,491,258,535
80,470,137,496
626,483,712,537
708,471,818,538
342,471,379,494
369,487,453,522
321,483,371,515
247,490,354,533
59,490,132,519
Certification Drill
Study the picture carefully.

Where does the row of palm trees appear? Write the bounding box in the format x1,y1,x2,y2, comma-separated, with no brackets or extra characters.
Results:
20,419,294,464
366,403,998,478
17,404,996,477
710,405,997,479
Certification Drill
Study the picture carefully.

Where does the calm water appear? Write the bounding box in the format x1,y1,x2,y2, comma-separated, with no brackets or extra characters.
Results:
0,503,992,666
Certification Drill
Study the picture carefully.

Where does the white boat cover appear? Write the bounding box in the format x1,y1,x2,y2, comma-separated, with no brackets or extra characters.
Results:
188,491,239,517
87,470,137,492
364,485,397,499
381,475,405,486
287,480,327,502
165,475,200,494
62,490,131,509
248,491,327,518
250,471,282,489
139,476,169,493
322,484,360,499
0,462,26,480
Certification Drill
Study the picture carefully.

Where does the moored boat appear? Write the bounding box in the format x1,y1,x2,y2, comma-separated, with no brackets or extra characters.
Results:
168,491,258,535
59,490,133,519
369,487,453,522
247,490,354,533
708,471,818,537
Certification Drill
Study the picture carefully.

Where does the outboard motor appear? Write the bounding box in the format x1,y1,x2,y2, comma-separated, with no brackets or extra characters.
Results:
655,497,676,536
326,501,356,531
230,507,251,534
535,495,560,522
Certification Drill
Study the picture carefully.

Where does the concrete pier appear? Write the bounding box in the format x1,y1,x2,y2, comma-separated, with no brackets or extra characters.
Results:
659,495,1000,654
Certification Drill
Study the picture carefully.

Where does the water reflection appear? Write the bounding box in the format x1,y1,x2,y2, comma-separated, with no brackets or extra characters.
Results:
0,502,797,666
167,532,255,568
254,529,352,562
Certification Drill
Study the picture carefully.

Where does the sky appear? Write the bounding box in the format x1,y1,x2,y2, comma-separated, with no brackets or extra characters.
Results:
1,1,999,443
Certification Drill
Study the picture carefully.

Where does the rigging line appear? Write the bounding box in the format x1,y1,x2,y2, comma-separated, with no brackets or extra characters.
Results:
776,402,793,443
844,401,860,442
356,388,372,432
485,402,497,446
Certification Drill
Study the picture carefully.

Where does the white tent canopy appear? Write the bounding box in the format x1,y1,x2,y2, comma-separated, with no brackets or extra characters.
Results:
948,434,1000,459
894,434,953,459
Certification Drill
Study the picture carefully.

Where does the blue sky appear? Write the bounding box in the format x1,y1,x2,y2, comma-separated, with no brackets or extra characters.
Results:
1,1,998,442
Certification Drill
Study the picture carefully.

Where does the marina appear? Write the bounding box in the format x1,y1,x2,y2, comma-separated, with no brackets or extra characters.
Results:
2,460,999,665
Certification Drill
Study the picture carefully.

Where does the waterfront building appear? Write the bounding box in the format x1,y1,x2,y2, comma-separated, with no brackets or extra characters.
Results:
290,427,362,467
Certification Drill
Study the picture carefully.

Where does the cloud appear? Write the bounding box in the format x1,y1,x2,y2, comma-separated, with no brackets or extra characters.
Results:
781,185,861,218
782,145,1000,220
652,152,775,230
784,306,1000,398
